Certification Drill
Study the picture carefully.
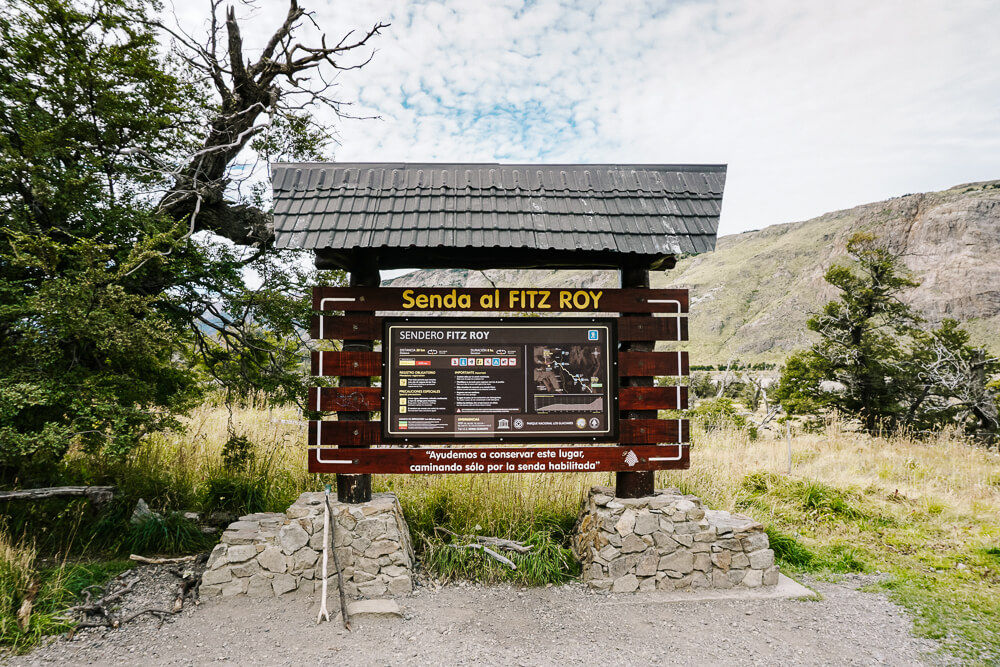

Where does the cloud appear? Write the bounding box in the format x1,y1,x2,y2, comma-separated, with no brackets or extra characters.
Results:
171,0,1000,235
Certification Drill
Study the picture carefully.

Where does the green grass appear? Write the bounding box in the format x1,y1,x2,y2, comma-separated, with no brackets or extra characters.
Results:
0,525,133,653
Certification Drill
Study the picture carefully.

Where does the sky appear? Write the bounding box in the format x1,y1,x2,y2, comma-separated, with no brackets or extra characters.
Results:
172,0,1000,237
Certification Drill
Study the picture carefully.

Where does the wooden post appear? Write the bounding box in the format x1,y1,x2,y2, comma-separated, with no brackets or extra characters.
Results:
337,261,379,504
617,265,656,498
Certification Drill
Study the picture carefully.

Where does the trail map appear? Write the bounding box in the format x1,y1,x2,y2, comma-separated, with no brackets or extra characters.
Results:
384,319,617,440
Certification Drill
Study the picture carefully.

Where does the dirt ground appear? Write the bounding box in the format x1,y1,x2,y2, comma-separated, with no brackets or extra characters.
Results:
3,564,949,667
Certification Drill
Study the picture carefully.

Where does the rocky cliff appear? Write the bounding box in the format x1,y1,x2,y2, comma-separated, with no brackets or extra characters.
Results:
385,181,1000,365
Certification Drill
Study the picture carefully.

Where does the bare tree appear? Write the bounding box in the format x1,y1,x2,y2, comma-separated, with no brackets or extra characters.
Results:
154,0,388,247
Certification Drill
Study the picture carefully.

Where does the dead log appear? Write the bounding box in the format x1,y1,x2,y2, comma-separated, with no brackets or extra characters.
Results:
0,486,115,506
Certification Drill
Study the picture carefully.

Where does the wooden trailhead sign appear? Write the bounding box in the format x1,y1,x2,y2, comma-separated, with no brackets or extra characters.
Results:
306,285,692,475
270,162,726,502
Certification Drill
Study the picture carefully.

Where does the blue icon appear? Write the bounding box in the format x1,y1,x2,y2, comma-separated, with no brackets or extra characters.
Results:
459,358,467,366
493,358,500,365
588,330,599,340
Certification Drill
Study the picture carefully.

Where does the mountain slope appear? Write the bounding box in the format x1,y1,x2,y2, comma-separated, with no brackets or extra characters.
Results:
385,180,1000,365
664,180,1000,363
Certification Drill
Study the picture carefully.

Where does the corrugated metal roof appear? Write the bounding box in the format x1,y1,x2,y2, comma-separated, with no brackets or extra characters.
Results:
270,162,725,264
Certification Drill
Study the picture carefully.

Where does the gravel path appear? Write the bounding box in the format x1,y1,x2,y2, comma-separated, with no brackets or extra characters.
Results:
6,568,945,666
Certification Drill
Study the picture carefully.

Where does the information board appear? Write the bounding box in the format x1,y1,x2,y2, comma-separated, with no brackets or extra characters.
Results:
383,319,618,441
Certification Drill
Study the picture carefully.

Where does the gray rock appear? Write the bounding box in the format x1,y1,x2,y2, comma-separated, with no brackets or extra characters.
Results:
612,573,639,593
353,569,377,584
763,566,780,586
347,599,402,618
653,533,679,553
693,552,712,572
387,575,412,595
279,523,309,555
246,574,274,598
201,567,233,586
365,540,399,558
658,550,694,574
608,557,630,579
742,533,770,553
293,547,319,570
712,569,734,589
351,536,372,555
743,569,763,588
633,512,659,536
130,498,160,525
731,552,751,568
690,572,711,589
693,528,717,542
593,494,614,506
383,565,407,578
221,529,259,546
588,562,604,580
258,546,286,573
620,534,647,554
615,510,637,536
357,580,388,598
636,552,659,577
711,550,732,571
230,561,261,578
198,584,222,598
355,558,380,575
272,573,297,595
206,544,227,570
221,578,249,597
749,548,775,570
226,544,257,563
638,576,657,592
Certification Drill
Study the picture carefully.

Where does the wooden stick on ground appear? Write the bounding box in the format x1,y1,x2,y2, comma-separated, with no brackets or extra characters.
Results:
129,554,198,565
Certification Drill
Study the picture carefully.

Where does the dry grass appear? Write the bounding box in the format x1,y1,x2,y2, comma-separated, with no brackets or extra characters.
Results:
106,406,1000,662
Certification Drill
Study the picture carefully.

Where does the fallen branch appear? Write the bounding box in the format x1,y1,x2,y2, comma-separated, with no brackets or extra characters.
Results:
129,554,198,565
120,607,177,625
433,526,532,554
451,544,517,570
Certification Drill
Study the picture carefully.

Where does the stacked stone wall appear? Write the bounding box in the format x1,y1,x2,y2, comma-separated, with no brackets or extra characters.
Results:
572,486,778,592
199,492,414,598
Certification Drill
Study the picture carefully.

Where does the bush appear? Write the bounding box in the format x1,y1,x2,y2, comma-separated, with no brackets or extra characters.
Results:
691,398,758,440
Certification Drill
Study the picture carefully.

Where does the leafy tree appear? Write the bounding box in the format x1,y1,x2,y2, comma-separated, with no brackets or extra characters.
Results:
0,0,383,479
777,232,999,437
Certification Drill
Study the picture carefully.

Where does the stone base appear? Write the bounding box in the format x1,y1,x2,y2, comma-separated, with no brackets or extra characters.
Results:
572,486,778,592
199,492,414,599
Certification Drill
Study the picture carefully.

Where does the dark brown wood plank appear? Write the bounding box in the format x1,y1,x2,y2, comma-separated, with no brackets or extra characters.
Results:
309,420,380,447
311,351,382,377
309,418,690,447
313,314,689,342
618,316,688,342
308,444,690,474
619,418,690,444
618,351,689,376
313,287,688,314
619,386,688,410
310,315,383,341
309,387,381,412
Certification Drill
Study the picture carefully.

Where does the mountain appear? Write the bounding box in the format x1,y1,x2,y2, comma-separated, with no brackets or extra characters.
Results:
385,180,1000,365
